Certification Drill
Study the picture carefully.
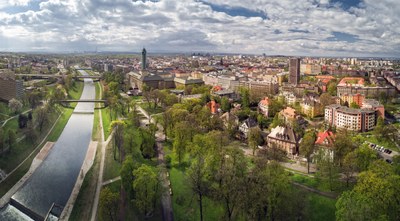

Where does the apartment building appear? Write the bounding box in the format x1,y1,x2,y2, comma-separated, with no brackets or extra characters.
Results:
324,104,376,132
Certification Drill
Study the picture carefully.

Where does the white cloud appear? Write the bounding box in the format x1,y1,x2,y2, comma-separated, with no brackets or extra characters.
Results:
0,0,399,56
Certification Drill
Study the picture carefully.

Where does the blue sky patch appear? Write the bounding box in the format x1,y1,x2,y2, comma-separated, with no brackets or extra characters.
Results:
326,31,359,43
1,1,40,14
331,0,363,10
201,1,268,19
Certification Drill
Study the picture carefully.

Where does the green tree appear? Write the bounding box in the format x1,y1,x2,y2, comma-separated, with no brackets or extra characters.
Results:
239,87,250,108
327,81,337,96
34,105,50,132
110,120,125,162
316,152,340,191
300,131,316,174
7,130,16,153
209,147,247,221
8,98,23,114
99,187,119,221
220,96,231,112
187,155,209,221
0,128,4,154
120,156,136,199
173,121,190,164
320,93,334,108
334,129,354,167
336,160,400,220
349,102,360,109
248,127,262,155
133,165,159,217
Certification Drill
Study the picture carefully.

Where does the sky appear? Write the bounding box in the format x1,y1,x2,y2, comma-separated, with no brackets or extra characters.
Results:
0,0,399,57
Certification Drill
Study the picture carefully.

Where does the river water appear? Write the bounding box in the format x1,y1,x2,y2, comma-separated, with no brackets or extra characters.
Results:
0,71,95,220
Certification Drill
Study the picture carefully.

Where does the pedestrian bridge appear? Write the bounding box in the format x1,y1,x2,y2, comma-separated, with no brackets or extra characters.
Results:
59,99,106,103
16,74,101,79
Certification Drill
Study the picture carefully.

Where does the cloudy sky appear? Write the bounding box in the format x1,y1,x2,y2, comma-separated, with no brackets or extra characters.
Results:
0,0,399,57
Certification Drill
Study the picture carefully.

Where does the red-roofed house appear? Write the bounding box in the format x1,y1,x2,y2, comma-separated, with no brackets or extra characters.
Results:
315,130,335,161
207,100,220,114
258,97,270,117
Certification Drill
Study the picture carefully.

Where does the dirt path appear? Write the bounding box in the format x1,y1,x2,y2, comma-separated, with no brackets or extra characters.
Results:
292,182,338,199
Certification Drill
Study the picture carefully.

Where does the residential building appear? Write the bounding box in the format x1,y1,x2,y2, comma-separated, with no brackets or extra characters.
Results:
239,118,258,139
0,71,24,101
267,126,299,156
279,107,300,123
258,97,270,117
340,93,364,107
362,99,385,119
206,100,220,114
220,112,239,129
324,104,377,132
315,130,335,161
289,58,300,85
301,99,322,118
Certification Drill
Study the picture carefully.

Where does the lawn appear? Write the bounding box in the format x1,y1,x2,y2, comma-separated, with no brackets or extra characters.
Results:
169,166,225,221
306,192,336,221
68,81,84,107
101,107,112,140
103,141,121,181
290,172,352,194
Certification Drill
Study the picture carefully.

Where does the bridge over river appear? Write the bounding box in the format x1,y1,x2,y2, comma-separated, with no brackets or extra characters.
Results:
0,70,95,221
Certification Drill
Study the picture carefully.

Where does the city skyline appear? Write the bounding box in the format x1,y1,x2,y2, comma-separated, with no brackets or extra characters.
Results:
0,0,400,57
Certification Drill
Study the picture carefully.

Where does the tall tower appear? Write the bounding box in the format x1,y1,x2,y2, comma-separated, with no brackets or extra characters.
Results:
289,58,300,85
141,48,147,70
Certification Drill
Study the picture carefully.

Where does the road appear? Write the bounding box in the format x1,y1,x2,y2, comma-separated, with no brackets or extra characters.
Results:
137,105,174,221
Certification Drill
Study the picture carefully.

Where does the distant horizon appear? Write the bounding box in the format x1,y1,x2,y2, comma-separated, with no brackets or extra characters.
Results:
1,50,399,60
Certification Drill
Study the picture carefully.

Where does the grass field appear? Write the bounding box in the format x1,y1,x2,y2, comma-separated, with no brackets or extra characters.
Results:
101,107,112,140
306,192,336,221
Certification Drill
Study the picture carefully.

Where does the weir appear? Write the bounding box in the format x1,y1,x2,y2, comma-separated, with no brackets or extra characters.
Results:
0,70,95,221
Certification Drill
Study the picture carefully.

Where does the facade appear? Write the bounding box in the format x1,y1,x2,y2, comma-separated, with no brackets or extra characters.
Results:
315,130,335,161
289,58,300,85
281,91,297,105
206,100,220,114
0,72,24,101
267,126,299,156
337,85,397,98
324,104,377,132
239,118,258,139
220,112,239,129
300,99,322,118
301,64,321,75
340,93,364,106
258,97,270,117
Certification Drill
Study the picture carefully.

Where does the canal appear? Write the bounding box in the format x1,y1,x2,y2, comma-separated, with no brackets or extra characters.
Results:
0,71,95,220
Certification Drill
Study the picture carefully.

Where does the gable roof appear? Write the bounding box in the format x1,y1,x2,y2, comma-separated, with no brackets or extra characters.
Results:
315,130,335,146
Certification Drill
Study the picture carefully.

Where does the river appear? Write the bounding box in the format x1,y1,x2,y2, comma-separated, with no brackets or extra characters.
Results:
0,70,95,220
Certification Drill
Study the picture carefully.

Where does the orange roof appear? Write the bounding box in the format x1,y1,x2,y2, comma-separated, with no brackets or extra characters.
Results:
315,131,335,146
212,85,223,92
259,97,270,106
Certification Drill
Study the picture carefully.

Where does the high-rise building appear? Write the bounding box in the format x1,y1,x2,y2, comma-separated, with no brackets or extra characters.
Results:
289,58,300,85
141,48,147,70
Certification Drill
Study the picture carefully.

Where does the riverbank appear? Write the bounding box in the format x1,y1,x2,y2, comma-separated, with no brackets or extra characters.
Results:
0,142,55,208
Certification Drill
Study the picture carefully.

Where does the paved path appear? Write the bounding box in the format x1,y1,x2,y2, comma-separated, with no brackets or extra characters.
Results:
102,176,121,186
0,111,63,184
1,109,32,127
138,105,174,221
90,81,108,221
